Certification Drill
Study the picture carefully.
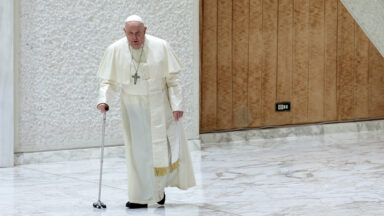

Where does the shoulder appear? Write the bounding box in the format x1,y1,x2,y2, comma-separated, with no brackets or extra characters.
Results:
146,34,168,48
106,37,127,52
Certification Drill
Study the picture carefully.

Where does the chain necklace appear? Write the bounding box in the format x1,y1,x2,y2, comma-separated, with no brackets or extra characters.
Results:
128,41,144,85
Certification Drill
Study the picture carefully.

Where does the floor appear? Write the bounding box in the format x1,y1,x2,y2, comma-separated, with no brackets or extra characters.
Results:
2,130,384,216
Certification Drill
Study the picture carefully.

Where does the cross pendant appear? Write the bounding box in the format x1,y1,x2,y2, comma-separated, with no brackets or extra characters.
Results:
132,73,140,85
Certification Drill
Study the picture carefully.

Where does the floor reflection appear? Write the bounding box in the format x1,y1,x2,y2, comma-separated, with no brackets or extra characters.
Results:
2,130,384,215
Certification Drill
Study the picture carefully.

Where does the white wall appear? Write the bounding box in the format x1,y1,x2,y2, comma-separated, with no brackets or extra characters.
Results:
341,0,384,58
16,0,198,153
0,0,15,167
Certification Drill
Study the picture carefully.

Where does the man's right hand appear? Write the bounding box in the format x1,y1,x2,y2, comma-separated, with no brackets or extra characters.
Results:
97,103,109,114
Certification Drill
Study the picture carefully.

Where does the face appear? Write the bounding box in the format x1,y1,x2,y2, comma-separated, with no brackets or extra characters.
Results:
124,21,147,49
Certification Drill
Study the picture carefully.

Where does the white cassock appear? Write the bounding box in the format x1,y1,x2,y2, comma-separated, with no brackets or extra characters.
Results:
97,34,196,204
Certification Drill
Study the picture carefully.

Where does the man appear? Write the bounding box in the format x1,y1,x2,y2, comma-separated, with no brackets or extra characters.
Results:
96,15,196,209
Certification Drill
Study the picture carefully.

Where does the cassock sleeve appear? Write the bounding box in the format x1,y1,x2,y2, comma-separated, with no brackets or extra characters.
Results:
96,45,119,106
97,46,116,81
97,79,118,106
164,41,184,112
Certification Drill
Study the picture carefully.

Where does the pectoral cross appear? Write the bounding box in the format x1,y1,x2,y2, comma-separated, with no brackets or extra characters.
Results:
132,73,140,85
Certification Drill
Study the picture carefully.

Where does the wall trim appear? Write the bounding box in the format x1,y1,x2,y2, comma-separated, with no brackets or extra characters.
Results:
0,0,15,167
192,0,200,139
15,140,200,165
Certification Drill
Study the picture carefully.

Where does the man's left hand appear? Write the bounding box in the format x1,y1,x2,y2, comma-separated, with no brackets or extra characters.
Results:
173,111,184,121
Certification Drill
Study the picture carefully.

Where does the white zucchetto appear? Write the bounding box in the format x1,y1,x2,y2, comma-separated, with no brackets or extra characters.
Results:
125,15,144,24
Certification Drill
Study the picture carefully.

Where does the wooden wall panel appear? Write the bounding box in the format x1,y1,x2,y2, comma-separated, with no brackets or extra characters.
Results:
369,43,384,117
292,0,309,124
262,0,278,125
308,0,325,122
200,0,217,131
233,0,250,128
338,3,355,120
324,0,338,121
200,0,384,133
248,0,263,127
217,0,233,129
354,24,369,118
276,0,293,125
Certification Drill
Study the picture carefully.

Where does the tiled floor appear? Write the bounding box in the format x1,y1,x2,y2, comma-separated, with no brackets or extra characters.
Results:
2,130,384,215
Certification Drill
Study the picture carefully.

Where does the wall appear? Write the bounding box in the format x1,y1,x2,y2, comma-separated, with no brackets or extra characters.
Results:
16,0,197,153
341,0,384,58
200,0,384,132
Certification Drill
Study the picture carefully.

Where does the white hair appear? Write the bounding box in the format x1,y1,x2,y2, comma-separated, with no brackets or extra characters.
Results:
125,15,144,24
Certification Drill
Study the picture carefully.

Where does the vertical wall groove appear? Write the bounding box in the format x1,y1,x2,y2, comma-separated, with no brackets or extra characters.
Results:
306,0,310,122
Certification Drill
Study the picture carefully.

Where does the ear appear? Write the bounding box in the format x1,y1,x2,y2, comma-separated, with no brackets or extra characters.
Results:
143,26,147,34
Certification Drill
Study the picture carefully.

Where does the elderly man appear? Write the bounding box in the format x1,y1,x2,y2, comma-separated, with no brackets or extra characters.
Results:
96,15,195,209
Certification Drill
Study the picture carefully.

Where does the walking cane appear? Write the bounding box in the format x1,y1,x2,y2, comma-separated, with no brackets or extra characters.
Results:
93,109,108,209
